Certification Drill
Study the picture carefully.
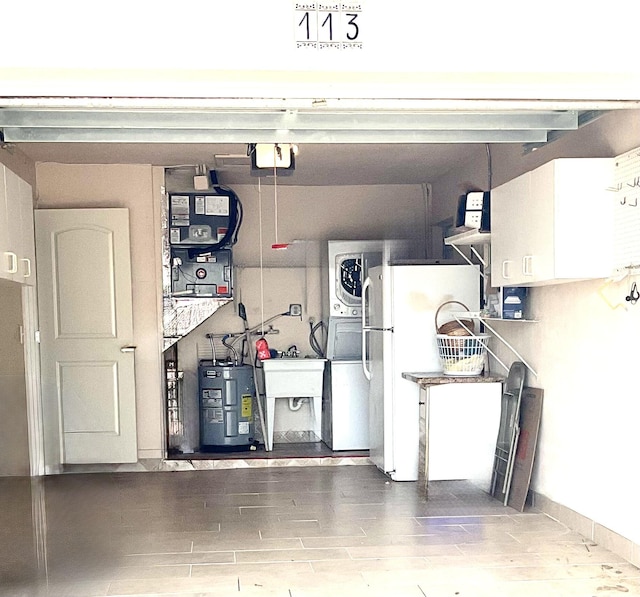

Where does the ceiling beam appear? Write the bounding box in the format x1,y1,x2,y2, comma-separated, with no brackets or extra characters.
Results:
0,109,578,132
0,127,551,144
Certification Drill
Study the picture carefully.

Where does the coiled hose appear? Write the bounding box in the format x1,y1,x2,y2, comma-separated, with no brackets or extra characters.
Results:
309,320,326,358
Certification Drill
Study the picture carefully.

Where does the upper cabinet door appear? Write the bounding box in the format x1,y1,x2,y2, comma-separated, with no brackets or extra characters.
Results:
0,166,18,282
491,171,529,286
17,175,36,286
524,161,556,283
0,165,36,285
552,158,614,281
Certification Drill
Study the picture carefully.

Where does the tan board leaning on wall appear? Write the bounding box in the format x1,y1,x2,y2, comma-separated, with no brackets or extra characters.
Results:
507,387,544,513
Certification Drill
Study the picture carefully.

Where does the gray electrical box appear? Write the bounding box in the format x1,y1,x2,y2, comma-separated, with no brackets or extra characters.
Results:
169,192,234,246
168,190,238,298
171,248,232,297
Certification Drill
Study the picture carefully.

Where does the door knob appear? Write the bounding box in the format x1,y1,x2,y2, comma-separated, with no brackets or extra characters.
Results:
120,345,137,353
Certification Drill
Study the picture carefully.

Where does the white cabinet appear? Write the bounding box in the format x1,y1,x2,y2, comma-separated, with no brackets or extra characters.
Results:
0,165,35,285
0,166,15,280
491,158,614,287
17,172,36,286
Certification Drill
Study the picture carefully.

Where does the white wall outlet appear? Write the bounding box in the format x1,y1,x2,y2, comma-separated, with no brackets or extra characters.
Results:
289,304,302,316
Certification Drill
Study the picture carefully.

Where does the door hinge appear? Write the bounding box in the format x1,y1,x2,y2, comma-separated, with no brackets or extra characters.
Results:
34,330,41,343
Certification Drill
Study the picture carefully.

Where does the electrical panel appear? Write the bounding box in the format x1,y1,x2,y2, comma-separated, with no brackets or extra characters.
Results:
168,190,240,298
169,192,234,246
171,248,232,298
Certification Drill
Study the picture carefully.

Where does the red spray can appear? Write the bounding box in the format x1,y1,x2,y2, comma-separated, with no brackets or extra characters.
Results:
256,338,271,360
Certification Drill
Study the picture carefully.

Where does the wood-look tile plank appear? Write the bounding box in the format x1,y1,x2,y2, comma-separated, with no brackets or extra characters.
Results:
189,561,314,578
121,551,235,566
258,524,367,539
193,536,303,552
235,547,351,563
312,557,431,573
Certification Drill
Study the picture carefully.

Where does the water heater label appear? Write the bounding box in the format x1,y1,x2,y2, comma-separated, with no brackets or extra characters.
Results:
238,421,250,435
241,395,252,418
210,408,223,423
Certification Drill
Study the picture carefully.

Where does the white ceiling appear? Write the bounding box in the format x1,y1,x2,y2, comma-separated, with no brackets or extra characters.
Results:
14,141,492,186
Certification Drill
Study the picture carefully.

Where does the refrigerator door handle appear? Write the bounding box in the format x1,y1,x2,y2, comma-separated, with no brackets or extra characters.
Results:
361,325,393,379
361,276,372,380
362,327,372,381
362,276,371,328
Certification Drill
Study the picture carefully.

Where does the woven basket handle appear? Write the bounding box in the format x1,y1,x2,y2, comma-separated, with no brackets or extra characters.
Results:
434,300,471,333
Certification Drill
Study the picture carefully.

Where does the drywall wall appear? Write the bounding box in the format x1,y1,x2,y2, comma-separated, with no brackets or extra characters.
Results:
0,150,36,189
431,109,640,544
35,163,166,462
226,183,427,267
0,279,30,476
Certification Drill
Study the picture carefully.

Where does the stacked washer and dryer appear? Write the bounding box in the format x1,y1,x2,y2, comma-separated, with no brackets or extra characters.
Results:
321,240,417,451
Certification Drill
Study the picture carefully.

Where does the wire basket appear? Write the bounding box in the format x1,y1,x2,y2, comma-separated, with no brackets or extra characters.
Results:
436,334,490,376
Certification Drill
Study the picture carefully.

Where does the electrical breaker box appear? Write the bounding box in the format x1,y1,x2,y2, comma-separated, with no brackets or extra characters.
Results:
169,192,234,246
171,248,232,297
168,190,238,298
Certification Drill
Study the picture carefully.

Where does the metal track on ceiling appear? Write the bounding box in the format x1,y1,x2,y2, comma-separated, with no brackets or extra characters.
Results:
0,97,625,144
0,109,580,144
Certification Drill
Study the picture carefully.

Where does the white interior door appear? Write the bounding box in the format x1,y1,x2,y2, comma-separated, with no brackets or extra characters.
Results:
35,208,137,464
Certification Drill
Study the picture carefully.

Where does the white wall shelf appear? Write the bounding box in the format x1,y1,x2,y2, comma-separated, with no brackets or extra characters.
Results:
444,228,538,378
450,311,538,379
444,229,491,276
444,228,492,247
481,317,539,323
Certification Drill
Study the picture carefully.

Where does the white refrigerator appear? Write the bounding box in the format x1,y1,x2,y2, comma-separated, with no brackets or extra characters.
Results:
362,263,481,481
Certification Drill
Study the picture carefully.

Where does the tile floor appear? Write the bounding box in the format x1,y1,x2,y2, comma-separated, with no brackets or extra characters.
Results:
1,466,639,597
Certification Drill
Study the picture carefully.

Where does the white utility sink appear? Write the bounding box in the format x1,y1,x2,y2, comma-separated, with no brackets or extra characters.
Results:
262,358,327,451
262,358,326,396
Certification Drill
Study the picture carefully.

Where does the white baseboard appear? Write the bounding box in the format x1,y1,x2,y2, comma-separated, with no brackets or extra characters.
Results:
533,491,640,568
